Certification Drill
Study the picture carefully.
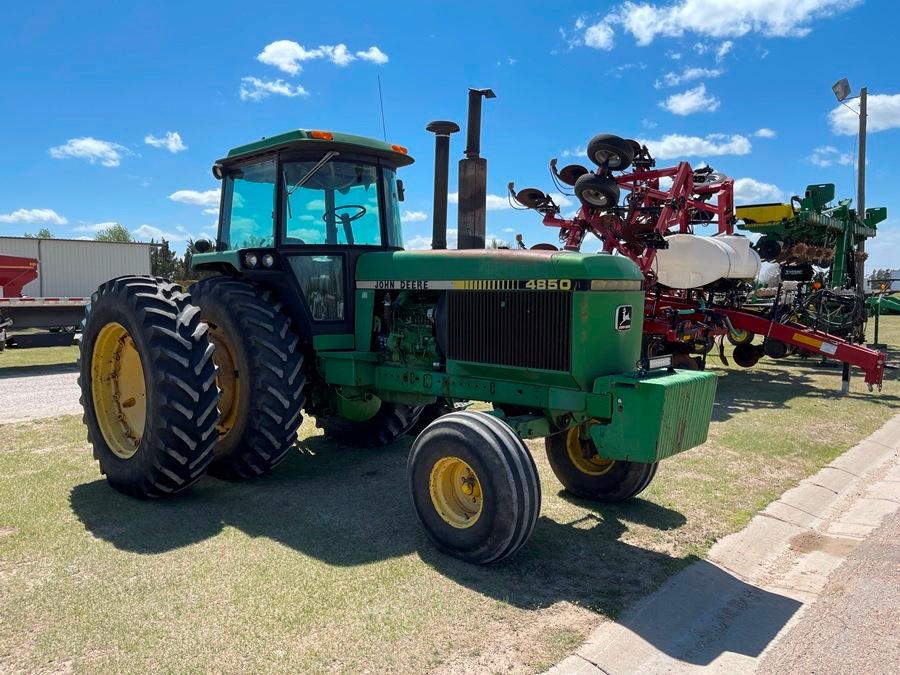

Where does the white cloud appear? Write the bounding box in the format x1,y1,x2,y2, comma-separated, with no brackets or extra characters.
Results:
808,145,853,167
753,127,776,138
656,66,723,88
319,44,355,66
584,23,615,50
256,40,325,75
256,40,389,74
829,93,900,135
405,228,458,250
401,210,428,222
448,192,513,211
609,0,860,46
715,40,733,61
666,50,682,59
637,133,752,158
660,83,720,115
48,137,128,167
733,177,784,203
144,131,187,153
561,145,586,158
240,76,308,101
356,46,389,64
203,207,219,216
72,221,119,233
169,189,220,207
0,208,68,225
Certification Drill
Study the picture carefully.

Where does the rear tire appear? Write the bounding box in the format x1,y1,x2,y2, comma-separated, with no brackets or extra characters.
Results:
190,276,306,480
407,398,455,436
318,401,423,448
409,411,540,564
78,276,219,498
545,427,657,502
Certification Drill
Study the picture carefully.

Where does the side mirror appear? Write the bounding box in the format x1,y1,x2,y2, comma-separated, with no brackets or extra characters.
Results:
397,179,406,202
194,238,213,254
212,164,225,180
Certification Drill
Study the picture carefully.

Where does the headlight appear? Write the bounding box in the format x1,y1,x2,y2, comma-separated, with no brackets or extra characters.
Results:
262,253,275,268
244,252,259,268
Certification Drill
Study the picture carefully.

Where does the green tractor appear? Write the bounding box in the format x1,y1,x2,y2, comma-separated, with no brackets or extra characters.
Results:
79,101,717,564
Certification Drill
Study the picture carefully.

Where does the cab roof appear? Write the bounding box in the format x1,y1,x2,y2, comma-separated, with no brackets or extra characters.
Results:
219,129,415,167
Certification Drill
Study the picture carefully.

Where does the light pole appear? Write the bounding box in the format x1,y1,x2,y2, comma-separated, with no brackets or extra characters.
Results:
831,78,868,394
831,78,868,294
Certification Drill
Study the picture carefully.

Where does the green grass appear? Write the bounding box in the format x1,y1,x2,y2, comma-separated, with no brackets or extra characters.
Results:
0,344,78,371
1,318,898,673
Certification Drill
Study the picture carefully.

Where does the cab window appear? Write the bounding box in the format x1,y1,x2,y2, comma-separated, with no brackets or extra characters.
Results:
282,159,383,246
220,159,276,249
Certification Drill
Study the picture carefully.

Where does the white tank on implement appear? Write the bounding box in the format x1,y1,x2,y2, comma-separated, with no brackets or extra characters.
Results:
651,234,761,289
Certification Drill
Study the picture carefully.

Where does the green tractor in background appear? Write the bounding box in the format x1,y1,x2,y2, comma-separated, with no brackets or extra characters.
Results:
79,95,717,564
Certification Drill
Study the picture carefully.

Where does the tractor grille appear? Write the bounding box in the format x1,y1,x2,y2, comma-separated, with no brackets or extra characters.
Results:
446,290,572,371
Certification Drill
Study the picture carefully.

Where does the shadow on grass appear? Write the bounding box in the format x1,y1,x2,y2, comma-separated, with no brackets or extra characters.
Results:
70,432,801,662
0,361,79,379
708,352,900,423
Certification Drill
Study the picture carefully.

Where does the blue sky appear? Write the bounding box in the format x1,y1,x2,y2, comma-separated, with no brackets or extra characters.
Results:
1,0,898,271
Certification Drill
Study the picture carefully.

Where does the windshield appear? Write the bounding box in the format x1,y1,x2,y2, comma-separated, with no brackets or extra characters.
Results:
282,159,384,246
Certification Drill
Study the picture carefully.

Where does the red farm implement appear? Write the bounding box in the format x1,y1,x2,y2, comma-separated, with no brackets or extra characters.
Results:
0,254,38,298
509,134,886,390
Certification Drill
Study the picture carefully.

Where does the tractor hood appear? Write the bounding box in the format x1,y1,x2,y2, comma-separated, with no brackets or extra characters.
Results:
355,249,642,286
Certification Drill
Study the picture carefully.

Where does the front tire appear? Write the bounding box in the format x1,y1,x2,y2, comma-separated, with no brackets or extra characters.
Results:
409,411,540,564
190,276,306,480
79,276,219,498
545,427,657,502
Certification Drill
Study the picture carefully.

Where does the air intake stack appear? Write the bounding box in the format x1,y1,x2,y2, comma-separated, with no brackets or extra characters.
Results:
425,120,460,250
457,88,496,249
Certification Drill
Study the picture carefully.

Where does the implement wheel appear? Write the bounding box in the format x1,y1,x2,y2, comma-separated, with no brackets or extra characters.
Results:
727,328,754,346
574,173,621,208
586,133,635,171
190,276,306,480
79,276,219,498
409,411,540,564
318,400,423,447
545,427,657,502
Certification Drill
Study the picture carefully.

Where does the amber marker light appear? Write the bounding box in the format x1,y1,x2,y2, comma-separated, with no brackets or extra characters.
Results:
309,130,334,140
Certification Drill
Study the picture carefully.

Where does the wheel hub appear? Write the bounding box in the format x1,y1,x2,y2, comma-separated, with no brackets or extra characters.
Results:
90,322,147,459
566,427,615,476
429,456,483,529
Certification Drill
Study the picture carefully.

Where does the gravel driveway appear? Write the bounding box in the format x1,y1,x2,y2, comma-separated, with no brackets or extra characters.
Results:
0,369,82,424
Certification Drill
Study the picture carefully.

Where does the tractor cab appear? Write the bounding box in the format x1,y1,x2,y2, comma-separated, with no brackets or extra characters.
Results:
193,129,414,336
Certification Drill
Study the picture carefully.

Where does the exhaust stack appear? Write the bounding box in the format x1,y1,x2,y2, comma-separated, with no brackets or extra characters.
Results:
457,88,496,249
425,120,460,250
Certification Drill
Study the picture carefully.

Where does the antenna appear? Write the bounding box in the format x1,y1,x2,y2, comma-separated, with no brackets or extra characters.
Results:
377,75,387,141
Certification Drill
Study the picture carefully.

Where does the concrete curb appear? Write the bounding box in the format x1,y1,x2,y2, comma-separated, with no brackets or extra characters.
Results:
548,413,900,674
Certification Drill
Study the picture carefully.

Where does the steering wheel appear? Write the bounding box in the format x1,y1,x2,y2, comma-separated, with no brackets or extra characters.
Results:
322,204,367,223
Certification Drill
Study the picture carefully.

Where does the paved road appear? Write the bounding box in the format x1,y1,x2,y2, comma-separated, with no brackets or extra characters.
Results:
0,369,81,424
758,511,900,675
549,414,900,675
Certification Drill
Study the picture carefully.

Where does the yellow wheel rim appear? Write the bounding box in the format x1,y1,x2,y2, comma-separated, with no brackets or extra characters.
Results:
429,456,483,529
90,322,147,459
207,323,240,438
566,427,615,476
729,328,751,344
